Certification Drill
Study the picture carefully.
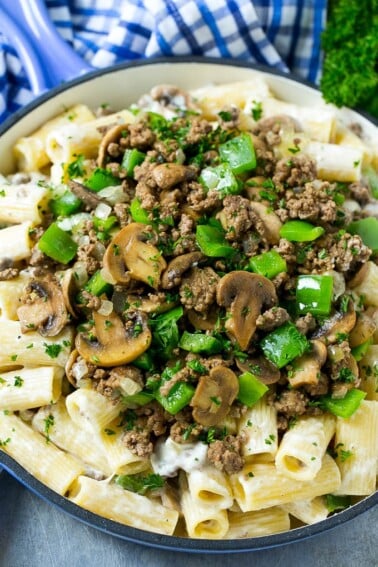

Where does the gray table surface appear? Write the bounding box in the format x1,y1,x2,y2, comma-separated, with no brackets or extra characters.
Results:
0,470,376,567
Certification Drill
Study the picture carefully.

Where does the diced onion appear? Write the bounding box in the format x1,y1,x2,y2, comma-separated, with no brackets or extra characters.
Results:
98,185,126,205
72,359,89,381
72,261,88,286
94,202,112,220
100,266,118,285
98,299,114,316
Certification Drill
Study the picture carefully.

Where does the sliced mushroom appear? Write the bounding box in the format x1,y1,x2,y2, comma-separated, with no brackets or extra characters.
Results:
287,340,327,388
312,298,356,343
103,223,167,289
191,366,239,427
61,269,80,318
348,313,376,347
75,309,151,367
236,355,281,385
68,180,103,210
17,278,68,337
152,163,196,190
149,84,196,110
161,252,204,289
187,306,218,331
216,271,278,350
97,123,128,168
249,201,282,245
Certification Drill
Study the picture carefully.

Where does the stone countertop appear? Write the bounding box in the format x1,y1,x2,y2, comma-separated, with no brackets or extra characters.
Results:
0,471,376,567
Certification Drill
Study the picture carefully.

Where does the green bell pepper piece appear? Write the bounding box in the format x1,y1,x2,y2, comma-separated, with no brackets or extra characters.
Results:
133,351,155,371
351,338,373,361
156,381,195,415
318,388,366,418
218,132,257,174
280,220,325,242
237,371,268,406
347,217,378,254
179,331,223,355
200,163,240,196
325,494,352,513
260,322,309,368
85,168,120,192
122,149,146,177
249,250,287,279
296,274,334,316
38,223,78,264
50,190,82,217
196,224,235,258
130,198,151,224
122,391,155,407
85,270,113,297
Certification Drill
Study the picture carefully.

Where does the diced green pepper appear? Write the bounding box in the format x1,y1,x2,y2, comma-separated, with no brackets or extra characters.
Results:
179,331,223,355
318,388,366,418
38,223,78,264
156,381,195,415
325,494,352,513
196,224,235,258
237,371,268,406
130,198,151,224
92,215,118,235
260,322,309,368
122,149,146,177
249,250,287,279
122,391,155,406
85,168,120,192
280,220,325,242
50,190,82,217
133,351,155,371
351,338,373,361
85,270,113,297
363,166,378,199
218,132,257,174
347,217,378,254
296,274,334,316
200,163,240,196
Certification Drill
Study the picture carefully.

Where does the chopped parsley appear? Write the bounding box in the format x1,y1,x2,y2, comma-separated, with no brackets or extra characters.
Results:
44,343,63,359
43,414,55,442
67,154,85,178
115,473,164,495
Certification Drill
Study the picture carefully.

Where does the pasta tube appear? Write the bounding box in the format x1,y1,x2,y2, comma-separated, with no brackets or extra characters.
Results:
0,411,83,494
275,415,336,481
69,476,179,535
0,366,63,411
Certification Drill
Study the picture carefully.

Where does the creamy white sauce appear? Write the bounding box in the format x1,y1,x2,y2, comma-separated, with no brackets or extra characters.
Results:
151,437,208,477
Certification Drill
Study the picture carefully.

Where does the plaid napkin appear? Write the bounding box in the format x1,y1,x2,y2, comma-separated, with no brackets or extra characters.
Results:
0,0,327,123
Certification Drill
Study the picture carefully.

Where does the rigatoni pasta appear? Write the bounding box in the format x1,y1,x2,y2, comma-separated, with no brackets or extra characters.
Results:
0,76,377,540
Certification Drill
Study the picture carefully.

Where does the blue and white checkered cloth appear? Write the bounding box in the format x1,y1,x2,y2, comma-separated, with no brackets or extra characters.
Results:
0,0,327,124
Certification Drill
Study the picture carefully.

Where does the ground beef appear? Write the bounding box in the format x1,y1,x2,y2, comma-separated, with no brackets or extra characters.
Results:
274,389,309,417
304,373,329,396
284,181,337,223
273,155,317,188
349,181,370,204
170,420,203,444
331,233,371,273
0,267,19,280
186,183,222,214
207,435,245,475
179,267,219,313
80,290,102,310
295,313,317,335
123,429,153,458
217,106,240,129
113,202,131,227
219,195,253,241
256,307,290,332
159,366,192,397
274,239,297,264
128,121,155,149
178,213,194,236
76,242,102,275
184,117,213,145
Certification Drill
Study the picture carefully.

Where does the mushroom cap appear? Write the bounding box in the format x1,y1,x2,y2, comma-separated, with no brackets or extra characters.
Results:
288,340,327,388
152,163,196,190
236,355,281,385
97,123,128,168
103,222,167,289
17,278,68,337
191,366,239,427
312,298,356,343
216,271,278,350
161,252,204,289
75,309,151,367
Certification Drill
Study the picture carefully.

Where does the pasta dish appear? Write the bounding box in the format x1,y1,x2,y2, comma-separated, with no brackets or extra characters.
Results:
0,77,377,539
